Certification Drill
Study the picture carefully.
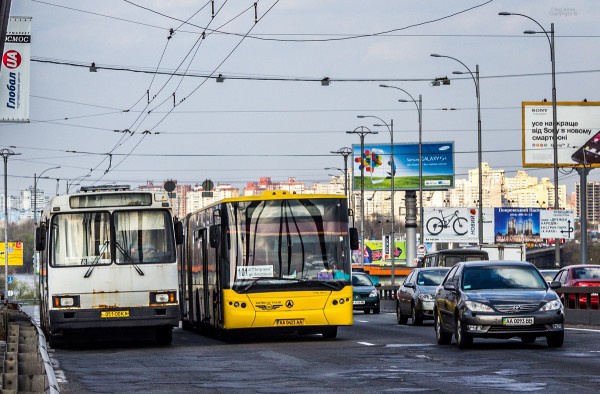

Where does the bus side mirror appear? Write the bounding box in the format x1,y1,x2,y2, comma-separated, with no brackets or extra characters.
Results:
209,225,220,248
174,221,184,245
349,227,359,250
35,226,46,251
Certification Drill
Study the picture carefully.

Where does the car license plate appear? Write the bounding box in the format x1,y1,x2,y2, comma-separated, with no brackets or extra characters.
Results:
353,300,365,305
502,317,533,326
274,319,305,326
101,310,129,318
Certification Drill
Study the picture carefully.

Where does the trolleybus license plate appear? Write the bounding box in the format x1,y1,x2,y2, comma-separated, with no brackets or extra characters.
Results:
502,317,533,326
101,310,130,318
274,319,305,326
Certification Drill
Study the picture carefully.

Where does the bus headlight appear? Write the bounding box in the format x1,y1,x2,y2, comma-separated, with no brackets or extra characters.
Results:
150,291,177,304
52,295,80,308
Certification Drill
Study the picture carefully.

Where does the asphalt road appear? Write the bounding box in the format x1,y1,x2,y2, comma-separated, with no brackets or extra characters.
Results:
45,309,600,393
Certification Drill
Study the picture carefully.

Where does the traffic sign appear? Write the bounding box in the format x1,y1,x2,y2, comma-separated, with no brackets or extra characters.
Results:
540,210,575,239
7,276,13,284
417,244,427,254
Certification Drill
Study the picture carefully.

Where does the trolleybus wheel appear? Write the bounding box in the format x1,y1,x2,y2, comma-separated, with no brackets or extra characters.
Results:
156,326,173,346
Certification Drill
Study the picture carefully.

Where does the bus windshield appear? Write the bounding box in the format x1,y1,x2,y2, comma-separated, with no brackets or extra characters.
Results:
50,210,175,267
51,212,111,267
114,210,176,264
226,198,350,291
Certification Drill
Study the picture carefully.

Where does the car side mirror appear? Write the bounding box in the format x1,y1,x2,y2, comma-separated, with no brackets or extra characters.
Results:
374,283,381,288
404,282,415,289
443,282,457,291
549,280,561,289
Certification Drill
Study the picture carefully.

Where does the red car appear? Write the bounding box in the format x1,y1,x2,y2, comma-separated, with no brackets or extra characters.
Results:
554,265,600,309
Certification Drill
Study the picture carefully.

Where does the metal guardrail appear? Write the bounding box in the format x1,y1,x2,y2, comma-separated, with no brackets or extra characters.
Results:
378,285,600,326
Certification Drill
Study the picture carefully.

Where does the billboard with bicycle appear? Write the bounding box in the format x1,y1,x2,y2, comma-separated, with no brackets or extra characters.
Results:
423,207,478,242
351,142,454,191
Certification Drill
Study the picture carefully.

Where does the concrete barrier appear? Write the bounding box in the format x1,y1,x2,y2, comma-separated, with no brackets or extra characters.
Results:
0,304,59,393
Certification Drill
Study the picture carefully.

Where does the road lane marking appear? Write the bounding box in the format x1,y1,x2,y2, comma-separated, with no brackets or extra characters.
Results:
565,327,600,333
358,342,376,346
386,344,435,348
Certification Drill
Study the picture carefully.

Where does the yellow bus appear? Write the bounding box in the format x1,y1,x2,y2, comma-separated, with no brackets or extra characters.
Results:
178,190,358,339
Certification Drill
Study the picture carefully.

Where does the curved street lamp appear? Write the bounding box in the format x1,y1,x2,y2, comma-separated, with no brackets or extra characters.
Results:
346,126,378,269
34,166,61,226
499,12,561,267
431,53,483,246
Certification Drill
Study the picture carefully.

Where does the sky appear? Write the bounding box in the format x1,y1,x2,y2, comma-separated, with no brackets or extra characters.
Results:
2,0,600,199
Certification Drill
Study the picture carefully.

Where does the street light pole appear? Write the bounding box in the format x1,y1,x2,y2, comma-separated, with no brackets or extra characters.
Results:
346,126,378,270
431,54,483,245
499,12,560,267
330,147,352,200
1,148,20,301
34,166,61,226
357,115,396,285
380,85,424,244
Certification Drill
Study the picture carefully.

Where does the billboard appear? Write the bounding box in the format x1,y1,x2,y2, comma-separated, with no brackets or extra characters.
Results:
494,208,542,244
0,241,24,266
522,102,600,168
0,17,31,122
351,240,407,265
424,207,478,243
351,142,454,191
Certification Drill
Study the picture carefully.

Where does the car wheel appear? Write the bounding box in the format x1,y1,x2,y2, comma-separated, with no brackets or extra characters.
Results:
397,301,408,325
411,304,423,326
373,306,380,314
435,310,452,345
455,318,473,349
547,331,564,348
520,335,536,344
363,309,371,314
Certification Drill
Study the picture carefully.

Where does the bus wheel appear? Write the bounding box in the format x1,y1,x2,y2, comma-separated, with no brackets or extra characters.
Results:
156,326,173,346
322,327,338,339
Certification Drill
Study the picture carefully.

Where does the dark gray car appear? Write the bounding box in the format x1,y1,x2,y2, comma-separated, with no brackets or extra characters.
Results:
396,267,450,325
434,261,564,349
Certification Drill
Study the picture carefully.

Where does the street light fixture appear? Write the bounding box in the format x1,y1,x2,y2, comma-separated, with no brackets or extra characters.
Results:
357,115,397,285
34,166,61,226
346,126,378,270
499,12,560,267
431,53,483,245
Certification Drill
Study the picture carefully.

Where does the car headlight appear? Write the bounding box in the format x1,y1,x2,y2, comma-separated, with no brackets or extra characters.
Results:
465,301,494,312
369,289,379,298
418,294,435,301
540,299,562,312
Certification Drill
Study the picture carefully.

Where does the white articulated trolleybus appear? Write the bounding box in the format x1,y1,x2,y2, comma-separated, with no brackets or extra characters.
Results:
35,185,183,346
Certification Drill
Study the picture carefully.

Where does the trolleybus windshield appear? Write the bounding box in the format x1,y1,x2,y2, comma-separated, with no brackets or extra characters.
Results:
50,210,175,267
227,198,350,292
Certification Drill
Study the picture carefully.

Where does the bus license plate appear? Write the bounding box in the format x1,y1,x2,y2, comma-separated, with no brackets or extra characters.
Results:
101,310,130,318
274,319,305,326
502,317,533,326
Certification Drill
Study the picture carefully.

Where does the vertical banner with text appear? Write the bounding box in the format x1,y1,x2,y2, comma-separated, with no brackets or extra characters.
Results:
0,17,31,122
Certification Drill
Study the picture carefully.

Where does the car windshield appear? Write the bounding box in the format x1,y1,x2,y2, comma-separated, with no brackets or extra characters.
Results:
417,269,449,286
572,267,600,280
352,274,373,286
462,265,546,290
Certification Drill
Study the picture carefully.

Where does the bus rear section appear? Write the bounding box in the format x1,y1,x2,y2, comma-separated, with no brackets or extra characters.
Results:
36,186,183,346
178,191,357,339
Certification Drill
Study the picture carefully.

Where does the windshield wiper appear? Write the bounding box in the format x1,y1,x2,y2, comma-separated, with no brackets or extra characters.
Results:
301,279,344,290
83,240,109,278
239,277,300,292
114,241,145,276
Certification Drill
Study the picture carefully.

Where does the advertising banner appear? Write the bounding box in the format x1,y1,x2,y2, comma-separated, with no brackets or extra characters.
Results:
351,142,454,191
424,207,478,243
494,208,542,244
0,17,31,122
0,241,24,266
351,240,406,265
522,102,600,168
